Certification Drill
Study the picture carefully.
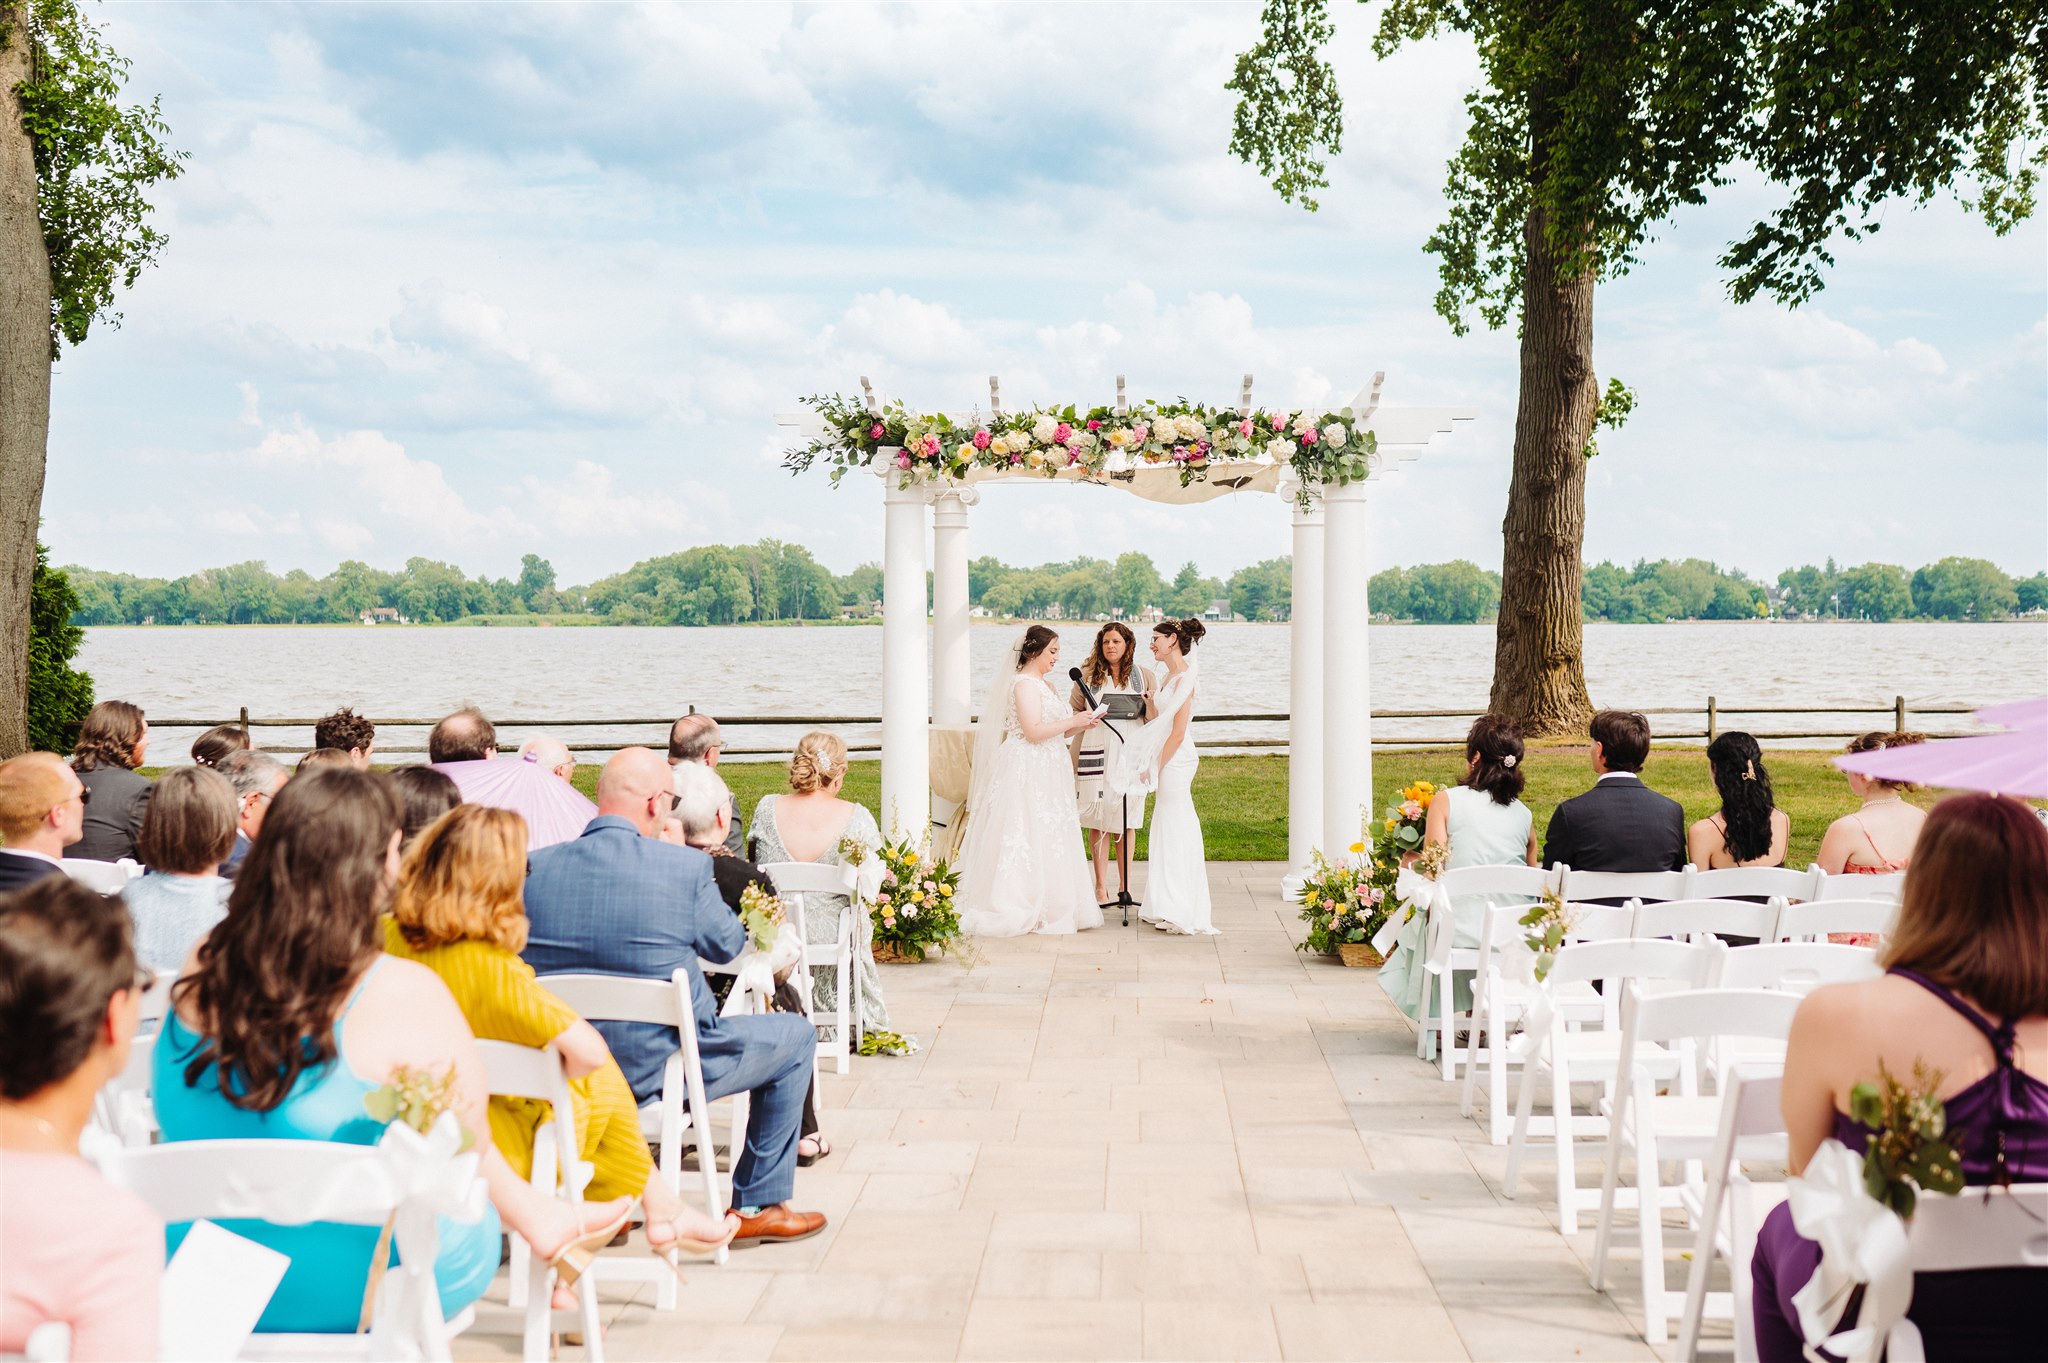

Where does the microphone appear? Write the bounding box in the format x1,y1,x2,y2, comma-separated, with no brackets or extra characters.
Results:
1067,666,1101,711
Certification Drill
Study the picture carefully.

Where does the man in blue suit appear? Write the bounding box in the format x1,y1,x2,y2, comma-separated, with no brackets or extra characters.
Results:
524,747,825,1246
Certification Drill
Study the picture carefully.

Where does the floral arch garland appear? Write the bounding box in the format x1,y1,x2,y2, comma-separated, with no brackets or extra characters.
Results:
783,388,1378,503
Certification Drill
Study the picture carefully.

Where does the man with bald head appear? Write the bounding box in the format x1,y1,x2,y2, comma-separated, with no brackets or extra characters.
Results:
0,753,87,891
518,735,576,784
522,747,827,1247
668,713,743,855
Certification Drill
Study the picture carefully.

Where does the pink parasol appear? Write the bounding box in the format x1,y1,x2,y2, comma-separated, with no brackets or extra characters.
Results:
1835,697,2048,799
432,754,597,850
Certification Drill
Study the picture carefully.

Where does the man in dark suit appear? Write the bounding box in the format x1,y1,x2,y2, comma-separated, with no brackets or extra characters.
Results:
0,753,87,892
668,714,744,856
523,747,825,1247
1543,710,1686,874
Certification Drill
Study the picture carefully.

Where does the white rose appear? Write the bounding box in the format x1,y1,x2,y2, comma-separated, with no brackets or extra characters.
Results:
1290,413,1314,437
1031,414,1059,443
1270,438,1297,460
1072,430,1098,451
1321,422,1347,448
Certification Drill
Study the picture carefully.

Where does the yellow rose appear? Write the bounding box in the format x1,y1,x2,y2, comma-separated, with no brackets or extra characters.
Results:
940,884,953,897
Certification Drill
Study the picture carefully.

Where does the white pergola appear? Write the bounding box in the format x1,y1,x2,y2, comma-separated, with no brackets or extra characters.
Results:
778,375,1474,868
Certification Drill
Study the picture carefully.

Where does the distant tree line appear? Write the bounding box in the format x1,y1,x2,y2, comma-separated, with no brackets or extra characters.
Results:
60,546,2047,627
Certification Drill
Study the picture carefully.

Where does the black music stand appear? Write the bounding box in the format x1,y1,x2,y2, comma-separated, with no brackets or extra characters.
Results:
1096,692,1148,926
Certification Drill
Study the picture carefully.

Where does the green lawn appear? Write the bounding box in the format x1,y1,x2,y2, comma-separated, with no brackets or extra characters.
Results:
173,745,1937,865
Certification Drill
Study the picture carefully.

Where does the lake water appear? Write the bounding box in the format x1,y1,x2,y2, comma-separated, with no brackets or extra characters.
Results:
79,620,2048,764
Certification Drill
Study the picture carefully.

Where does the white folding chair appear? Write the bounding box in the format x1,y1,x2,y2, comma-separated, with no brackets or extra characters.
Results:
1504,937,1723,1234
94,1138,481,1361
1712,942,1881,994
1886,1183,2048,1361
1631,898,1781,944
475,1041,603,1362
536,969,736,1303
1770,898,1898,943
1688,866,1819,904
61,858,139,894
1677,1070,1786,1362
1460,899,1632,1143
1591,986,1803,1344
1561,866,1694,906
759,860,862,1074
1811,866,1904,902
1414,864,1559,1078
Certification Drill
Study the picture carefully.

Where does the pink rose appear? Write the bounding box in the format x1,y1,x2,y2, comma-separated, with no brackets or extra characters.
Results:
1238,419,1253,438
1171,446,1189,462
1131,423,1149,443
973,428,992,450
1010,452,1023,464
1270,414,1287,432
869,422,885,440
895,452,912,469
1300,427,1319,445
1086,419,1101,432
1053,422,1072,443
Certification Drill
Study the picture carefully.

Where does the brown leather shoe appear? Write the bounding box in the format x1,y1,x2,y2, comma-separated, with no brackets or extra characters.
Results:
726,1204,828,1247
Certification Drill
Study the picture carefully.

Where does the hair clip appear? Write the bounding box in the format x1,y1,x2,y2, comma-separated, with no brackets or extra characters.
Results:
1742,759,1757,781
1500,754,1516,768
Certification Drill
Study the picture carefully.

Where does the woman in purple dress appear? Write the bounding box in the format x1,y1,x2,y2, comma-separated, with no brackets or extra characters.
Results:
1754,793,2048,1360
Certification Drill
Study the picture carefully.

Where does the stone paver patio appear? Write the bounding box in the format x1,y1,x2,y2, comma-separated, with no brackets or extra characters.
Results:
458,864,1710,1361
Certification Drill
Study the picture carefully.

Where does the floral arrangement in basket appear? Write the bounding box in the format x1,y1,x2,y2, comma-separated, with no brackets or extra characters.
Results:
851,834,966,963
1293,842,1391,959
786,392,1377,504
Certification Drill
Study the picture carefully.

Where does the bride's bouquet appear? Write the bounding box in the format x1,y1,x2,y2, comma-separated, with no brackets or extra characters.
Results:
865,835,967,963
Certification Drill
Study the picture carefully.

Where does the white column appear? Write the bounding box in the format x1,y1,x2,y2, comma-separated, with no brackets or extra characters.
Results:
879,465,932,838
930,489,975,727
1287,489,1326,867
1321,480,1372,853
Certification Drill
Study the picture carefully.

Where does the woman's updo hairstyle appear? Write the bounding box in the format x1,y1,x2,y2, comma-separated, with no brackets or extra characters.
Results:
1016,625,1060,669
1156,617,1207,653
1463,713,1526,805
1845,730,1928,792
789,730,849,793
190,724,253,769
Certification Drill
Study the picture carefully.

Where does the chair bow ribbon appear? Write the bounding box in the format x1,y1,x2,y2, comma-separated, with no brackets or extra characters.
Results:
1786,1138,1914,1363
721,920,806,1017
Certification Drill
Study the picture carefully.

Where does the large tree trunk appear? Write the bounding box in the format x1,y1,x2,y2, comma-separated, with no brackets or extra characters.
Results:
1488,203,1598,737
0,4,51,757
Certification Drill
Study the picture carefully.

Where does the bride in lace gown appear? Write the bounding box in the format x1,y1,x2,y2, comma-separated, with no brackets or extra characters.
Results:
956,626,1107,937
1111,617,1215,935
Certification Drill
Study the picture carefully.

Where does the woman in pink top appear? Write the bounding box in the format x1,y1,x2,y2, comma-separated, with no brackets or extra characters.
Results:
1816,731,1928,944
0,877,163,1361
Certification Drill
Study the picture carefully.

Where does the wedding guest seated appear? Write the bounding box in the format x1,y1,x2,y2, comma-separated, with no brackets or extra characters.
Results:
669,714,742,855
517,735,577,784
154,767,633,1329
0,754,84,892
66,701,153,863
1687,731,1790,872
428,707,497,764
188,724,251,770
386,805,732,1258
673,760,827,1164
750,732,890,1039
389,765,461,849
295,747,352,775
312,708,375,768
523,748,826,1246
1753,794,2048,1360
1817,730,1927,879
1381,715,1538,1023
0,878,163,1362
1541,709,1685,879
123,766,237,971
215,749,287,880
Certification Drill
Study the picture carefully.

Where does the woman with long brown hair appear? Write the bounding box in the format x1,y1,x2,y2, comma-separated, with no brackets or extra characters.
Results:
387,804,732,1260
1070,622,1156,911
1753,794,2048,1359
67,700,152,862
153,768,634,1331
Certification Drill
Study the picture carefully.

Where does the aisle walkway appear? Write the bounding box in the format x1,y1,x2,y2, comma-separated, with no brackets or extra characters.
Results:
457,864,1672,1361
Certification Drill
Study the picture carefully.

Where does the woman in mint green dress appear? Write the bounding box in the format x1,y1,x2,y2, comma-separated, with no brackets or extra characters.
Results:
1379,717,1540,1021
154,768,634,1332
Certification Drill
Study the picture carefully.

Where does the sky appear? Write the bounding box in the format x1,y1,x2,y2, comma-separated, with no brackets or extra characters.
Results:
41,1,2048,588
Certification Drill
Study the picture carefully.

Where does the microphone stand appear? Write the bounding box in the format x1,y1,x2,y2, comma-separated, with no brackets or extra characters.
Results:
1073,668,1135,927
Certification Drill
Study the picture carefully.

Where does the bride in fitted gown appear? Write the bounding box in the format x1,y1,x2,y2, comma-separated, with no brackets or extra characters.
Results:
956,626,1107,937
1111,618,1214,934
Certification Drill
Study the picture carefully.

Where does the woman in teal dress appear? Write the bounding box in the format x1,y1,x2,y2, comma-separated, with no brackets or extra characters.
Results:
1379,716,1540,1021
154,768,634,1332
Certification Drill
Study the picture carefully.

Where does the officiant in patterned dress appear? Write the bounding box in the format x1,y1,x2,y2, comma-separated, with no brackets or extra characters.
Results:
1070,623,1156,914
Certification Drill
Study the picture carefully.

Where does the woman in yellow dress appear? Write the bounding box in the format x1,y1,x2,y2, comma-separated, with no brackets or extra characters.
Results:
386,804,732,1260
